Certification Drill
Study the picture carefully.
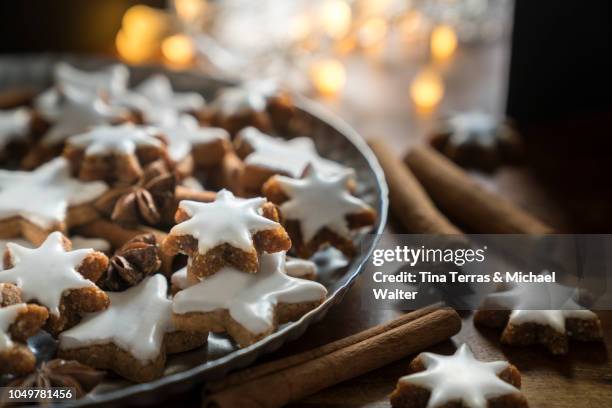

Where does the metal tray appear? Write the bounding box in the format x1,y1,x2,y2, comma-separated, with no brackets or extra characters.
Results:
0,54,388,406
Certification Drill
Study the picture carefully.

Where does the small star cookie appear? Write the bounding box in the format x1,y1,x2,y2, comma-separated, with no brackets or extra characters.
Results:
163,189,291,278
0,107,32,150
390,344,528,408
157,113,230,166
263,167,376,258
0,232,109,335
0,157,108,243
172,252,327,347
0,302,49,375
64,123,168,184
234,127,348,195
474,272,603,354
430,111,523,172
59,275,207,383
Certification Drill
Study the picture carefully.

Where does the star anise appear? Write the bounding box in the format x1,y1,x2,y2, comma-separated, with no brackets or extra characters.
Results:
95,160,177,227
100,234,162,291
2,359,104,405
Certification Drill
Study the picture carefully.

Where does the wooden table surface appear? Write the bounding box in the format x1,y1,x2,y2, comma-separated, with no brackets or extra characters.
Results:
278,39,612,407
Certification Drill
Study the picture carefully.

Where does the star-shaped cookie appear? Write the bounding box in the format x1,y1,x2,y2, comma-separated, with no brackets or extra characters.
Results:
1,232,109,335
158,114,229,165
163,189,291,278
390,344,527,408
59,274,207,383
474,272,603,354
0,302,49,375
0,157,107,242
0,107,31,150
263,167,376,258
172,251,327,347
64,123,167,183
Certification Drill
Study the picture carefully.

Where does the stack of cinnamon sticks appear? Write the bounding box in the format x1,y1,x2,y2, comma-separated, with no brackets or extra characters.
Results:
204,304,460,408
368,139,553,235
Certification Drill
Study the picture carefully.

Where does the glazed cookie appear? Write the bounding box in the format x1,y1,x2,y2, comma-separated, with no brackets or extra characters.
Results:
263,167,376,258
0,107,33,161
0,157,107,244
474,273,603,355
430,111,523,172
390,344,528,408
234,127,348,195
59,275,207,383
285,257,317,280
0,302,49,375
64,123,168,184
157,113,230,168
205,79,293,136
163,189,291,278
121,74,206,126
1,232,109,335
172,252,327,347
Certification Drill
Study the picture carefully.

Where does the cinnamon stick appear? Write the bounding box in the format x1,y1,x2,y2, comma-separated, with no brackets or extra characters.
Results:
368,138,461,234
404,144,553,234
175,186,216,203
203,307,461,408
208,302,444,392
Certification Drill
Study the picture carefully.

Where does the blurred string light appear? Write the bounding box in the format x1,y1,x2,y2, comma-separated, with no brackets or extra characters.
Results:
319,0,352,40
410,68,444,110
309,58,347,97
162,34,195,66
173,0,207,25
430,24,458,60
116,5,169,63
115,0,510,98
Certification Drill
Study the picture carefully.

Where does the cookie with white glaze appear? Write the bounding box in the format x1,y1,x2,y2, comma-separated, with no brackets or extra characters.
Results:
205,79,294,136
157,113,230,169
263,167,376,258
64,123,169,184
285,257,317,280
0,302,49,375
0,157,108,243
163,189,291,278
59,275,207,383
234,127,348,195
0,232,109,336
172,252,327,347
474,272,603,355
390,344,528,408
0,107,35,163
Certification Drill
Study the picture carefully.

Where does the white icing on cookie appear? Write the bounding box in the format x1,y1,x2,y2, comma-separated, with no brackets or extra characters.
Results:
0,303,27,351
59,275,173,363
285,257,317,280
447,111,498,147
0,236,110,270
275,168,371,242
482,272,598,333
0,157,107,229
0,108,31,149
67,123,162,156
238,127,347,178
171,268,189,291
158,114,228,162
173,252,327,334
137,74,205,113
0,232,95,316
39,87,127,146
54,63,130,99
399,344,519,408
171,189,279,253
211,79,281,117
